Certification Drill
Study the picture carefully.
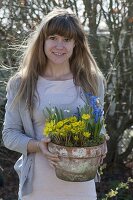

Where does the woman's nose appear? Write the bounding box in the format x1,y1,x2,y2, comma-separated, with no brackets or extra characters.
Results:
55,40,64,49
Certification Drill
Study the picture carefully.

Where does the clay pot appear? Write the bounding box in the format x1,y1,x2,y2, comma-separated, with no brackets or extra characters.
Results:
48,141,107,182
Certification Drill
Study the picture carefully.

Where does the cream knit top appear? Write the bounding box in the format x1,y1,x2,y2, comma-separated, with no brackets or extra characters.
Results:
23,76,97,200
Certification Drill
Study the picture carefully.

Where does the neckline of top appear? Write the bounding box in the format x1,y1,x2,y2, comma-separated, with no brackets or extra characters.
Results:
38,75,73,82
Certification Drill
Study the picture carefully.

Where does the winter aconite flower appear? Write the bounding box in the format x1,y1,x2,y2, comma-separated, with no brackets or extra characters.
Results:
82,114,90,120
83,132,91,138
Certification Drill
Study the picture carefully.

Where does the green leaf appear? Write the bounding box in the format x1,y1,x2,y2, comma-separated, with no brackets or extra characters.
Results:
45,107,53,120
55,106,61,121
60,109,64,120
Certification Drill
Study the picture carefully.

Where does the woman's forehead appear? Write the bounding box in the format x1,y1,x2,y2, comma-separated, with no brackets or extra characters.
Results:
45,17,77,39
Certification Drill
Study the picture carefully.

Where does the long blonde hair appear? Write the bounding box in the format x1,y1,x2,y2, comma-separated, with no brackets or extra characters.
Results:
10,8,104,112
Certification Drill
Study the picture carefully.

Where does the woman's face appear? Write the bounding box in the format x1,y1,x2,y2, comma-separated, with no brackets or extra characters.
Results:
44,34,75,65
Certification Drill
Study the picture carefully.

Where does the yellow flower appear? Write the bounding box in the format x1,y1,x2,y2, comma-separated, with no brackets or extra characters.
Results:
74,136,79,141
78,121,86,130
69,116,77,122
63,125,71,131
71,128,77,134
82,114,90,120
43,128,49,136
108,189,118,197
83,132,91,138
72,122,79,127
56,121,64,128
43,120,56,136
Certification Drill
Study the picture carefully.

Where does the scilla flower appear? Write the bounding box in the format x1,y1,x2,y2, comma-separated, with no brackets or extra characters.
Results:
85,92,103,123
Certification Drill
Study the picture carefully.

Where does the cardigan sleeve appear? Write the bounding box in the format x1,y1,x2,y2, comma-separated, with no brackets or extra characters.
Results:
2,78,32,156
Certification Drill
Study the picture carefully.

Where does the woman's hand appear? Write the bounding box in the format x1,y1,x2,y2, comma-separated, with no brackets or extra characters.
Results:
100,154,106,164
38,138,60,168
100,135,109,164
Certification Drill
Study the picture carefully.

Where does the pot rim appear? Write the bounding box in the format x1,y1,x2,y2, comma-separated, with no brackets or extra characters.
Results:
48,140,106,150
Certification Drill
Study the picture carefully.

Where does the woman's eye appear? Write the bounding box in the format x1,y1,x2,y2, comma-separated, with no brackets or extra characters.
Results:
64,38,70,42
49,36,56,40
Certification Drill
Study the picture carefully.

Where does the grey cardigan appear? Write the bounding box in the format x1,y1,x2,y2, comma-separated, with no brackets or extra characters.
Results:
2,75,105,198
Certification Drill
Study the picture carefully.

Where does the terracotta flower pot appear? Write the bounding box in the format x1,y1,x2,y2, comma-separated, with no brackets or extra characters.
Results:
48,141,107,182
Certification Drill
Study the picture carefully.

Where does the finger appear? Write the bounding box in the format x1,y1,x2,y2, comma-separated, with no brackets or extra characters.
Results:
43,149,59,159
100,154,106,164
48,160,58,167
47,156,60,162
39,142,59,160
105,134,110,141
40,144,58,157
100,158,103,164
41,137,51,144
43,150,60,160
101,155,106,159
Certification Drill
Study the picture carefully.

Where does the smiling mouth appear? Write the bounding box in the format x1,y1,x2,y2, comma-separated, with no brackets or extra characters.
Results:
53,52,65,56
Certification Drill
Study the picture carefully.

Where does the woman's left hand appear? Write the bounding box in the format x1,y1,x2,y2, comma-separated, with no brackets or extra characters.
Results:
100,139,108,164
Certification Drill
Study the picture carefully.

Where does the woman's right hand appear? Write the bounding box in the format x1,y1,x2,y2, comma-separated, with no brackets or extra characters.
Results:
38,138,60,168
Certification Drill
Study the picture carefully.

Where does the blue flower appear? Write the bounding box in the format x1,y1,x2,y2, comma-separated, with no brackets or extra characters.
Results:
93,107,103,123
85,92,103,123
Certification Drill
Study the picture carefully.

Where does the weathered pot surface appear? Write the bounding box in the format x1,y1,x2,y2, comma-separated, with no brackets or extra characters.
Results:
48,141,107,182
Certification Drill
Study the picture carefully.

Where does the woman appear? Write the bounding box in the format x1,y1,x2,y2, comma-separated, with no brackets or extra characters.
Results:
2,8,106,200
